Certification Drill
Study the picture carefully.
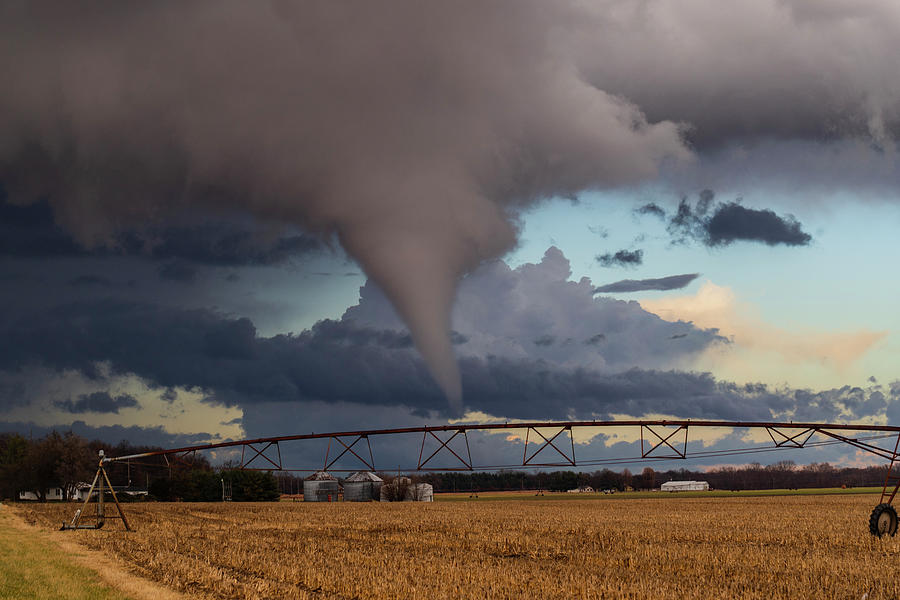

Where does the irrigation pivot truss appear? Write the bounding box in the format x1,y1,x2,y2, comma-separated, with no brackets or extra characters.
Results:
76,420,900,537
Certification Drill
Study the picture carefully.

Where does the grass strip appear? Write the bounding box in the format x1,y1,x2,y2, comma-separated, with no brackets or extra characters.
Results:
0,504,132,600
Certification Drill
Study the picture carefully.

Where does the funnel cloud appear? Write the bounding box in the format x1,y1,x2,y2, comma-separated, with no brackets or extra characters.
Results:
0,1,690,407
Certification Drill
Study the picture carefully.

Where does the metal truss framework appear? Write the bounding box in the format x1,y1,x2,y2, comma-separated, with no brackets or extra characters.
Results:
104,419,900,506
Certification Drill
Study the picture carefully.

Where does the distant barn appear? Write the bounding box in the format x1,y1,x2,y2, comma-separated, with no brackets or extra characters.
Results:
661,480,709,492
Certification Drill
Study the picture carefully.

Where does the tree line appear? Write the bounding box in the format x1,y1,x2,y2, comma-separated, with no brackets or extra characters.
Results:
413,461,887,492
0,431,278,502
270,460,888,494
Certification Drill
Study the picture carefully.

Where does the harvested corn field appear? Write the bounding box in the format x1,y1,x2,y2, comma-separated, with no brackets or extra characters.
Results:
14,495,900,600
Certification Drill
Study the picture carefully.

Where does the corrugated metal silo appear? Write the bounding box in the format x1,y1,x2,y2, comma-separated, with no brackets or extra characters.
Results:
407,482,433,502
303,471,339,502
379,477,434,502
343,471,383,502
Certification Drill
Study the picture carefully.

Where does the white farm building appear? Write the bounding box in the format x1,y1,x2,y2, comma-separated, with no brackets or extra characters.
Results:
661,480,709,492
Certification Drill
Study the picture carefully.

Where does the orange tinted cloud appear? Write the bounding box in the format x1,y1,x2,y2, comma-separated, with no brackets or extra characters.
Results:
641,282,886,387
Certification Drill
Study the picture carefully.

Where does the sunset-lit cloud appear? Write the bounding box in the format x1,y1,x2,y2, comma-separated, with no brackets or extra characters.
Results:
641,282,888,388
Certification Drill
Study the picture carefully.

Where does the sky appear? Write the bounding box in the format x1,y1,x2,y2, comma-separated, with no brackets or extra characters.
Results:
1,0,899,472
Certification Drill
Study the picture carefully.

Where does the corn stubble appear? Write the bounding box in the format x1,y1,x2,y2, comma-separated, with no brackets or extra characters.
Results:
17,495,900,599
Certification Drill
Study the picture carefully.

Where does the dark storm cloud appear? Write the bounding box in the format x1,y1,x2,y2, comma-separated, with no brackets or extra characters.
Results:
576,2,900,150
0,194,85,258
666,191,812,247
533,335,555,347
0,379,27,411
158,261,197,283
311,319,414,350
133,226,322,267
0,301,448,411
596,249,644,268
785,386,890,422
0,296,768,419
0,299,649,417
67,275,112,287
584,334,606,346
54,391,138,414
0,420,220,449
1,297,894,424
705,203,812,247
594,273,700,293
310,320,464,350
458,359,784,420
0,196,324,265
634,203,667,219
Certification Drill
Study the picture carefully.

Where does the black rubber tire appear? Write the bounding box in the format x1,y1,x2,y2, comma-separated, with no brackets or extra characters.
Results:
869,503,898,537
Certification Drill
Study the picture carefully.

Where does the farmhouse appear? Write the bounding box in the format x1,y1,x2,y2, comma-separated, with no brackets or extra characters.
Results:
19,482,91,501
19,482,148,501
19,487,67,501
661,480,709,492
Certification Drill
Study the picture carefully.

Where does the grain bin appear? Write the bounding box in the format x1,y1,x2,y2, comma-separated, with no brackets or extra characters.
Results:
343,471,383,502
303,471,339,502
379,477,433,502
408,482,433,502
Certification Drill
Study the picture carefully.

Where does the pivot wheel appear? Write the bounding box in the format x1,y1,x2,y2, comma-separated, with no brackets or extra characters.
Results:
869,503,898,537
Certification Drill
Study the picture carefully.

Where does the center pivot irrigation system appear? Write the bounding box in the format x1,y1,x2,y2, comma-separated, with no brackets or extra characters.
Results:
63,419,900,537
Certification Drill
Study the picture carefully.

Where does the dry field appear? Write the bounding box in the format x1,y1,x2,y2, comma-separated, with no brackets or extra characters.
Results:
14,494,900,599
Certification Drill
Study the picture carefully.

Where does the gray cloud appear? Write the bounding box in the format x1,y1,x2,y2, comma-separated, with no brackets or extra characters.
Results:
664,191,812,247
2,296,880,422
1,292,895,430
594,273,700,293
584,333,607,346
705,203,812,247
1,300,449,413
597,249,644,268
350,248,725,372
54,391,138,414
533,335,556,347
0,248,728,417
634,203,667,219
577,1,900,150
0,195,325,266
67,275,112,287
0,420,219,449
0,1,692,408
0,194,84,258
158,261,197,283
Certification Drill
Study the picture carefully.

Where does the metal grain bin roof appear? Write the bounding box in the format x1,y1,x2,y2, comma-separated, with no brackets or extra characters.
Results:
345,471,383,483
305,471,337,481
